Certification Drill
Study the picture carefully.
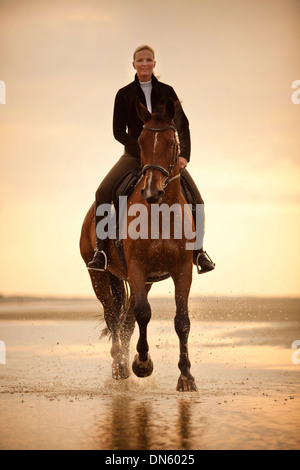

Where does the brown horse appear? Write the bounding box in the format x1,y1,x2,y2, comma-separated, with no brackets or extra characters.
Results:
80,98,197,391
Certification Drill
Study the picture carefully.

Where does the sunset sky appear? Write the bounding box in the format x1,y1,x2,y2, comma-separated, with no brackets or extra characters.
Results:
0,0,299,298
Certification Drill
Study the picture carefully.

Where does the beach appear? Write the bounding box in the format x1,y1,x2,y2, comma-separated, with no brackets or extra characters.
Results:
0,296,299,450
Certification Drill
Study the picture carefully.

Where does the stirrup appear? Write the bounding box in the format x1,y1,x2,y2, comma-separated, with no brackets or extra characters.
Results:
87,250,108,272
195,251,215,275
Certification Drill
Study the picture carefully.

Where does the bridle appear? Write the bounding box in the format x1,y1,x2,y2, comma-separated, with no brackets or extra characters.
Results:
141,125,181,188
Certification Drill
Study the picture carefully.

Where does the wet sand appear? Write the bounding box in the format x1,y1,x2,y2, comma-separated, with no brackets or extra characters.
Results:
0,297,299,450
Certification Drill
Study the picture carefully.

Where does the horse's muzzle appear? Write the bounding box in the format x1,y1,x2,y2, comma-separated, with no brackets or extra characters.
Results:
141,188,165,204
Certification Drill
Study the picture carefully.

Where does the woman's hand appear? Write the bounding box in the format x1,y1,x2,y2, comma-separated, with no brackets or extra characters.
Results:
178,157,188,170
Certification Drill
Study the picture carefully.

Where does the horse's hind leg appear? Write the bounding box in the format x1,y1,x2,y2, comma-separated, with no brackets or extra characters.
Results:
109,274,132,378
89,270,130,380
172,264,197,392
119,293,135,369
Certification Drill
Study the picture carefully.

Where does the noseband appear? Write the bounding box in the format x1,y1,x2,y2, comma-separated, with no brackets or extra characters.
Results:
141,125,180,187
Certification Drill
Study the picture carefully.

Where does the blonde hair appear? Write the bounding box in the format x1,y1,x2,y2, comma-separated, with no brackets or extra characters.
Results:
133,45,155,61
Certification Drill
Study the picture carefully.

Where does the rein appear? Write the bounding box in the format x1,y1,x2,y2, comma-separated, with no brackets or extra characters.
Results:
141,125,180,188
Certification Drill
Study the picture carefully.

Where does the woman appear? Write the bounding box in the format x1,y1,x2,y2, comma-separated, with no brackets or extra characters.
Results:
88,45,215,274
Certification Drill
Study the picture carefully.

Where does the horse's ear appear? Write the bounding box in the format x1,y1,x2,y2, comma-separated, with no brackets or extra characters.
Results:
165,98,176,121
136,98,152,123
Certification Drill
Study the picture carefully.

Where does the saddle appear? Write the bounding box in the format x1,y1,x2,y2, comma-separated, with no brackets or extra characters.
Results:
111,168,196,283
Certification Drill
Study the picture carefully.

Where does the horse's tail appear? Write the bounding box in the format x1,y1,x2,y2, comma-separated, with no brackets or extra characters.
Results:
100,274,130,338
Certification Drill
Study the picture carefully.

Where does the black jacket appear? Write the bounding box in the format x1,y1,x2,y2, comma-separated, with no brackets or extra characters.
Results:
113,74,191,161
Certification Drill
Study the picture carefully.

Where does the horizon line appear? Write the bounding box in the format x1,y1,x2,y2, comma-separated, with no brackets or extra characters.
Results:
1,293,300,301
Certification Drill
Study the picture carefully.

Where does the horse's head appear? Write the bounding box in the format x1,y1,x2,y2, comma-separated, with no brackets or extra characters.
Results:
136,98,179,204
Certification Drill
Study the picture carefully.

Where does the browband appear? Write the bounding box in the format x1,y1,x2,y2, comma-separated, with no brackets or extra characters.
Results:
143,125,177,133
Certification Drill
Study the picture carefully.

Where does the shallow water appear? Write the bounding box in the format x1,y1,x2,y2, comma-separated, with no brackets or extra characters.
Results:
0,299,299,450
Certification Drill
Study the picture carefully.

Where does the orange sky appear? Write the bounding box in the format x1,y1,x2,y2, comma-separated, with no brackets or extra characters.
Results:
0,0,300,297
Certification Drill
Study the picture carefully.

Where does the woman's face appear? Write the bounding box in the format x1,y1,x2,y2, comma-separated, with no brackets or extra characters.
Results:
133,49,156,82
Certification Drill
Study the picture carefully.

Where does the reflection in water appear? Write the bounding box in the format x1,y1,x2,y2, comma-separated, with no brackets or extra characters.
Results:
178,400,193,450
92,394,206,450
133,401,151,450
110,397,151,450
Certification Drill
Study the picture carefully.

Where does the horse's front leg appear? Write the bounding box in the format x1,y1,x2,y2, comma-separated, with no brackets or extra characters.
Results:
128,264,154,378
172,262,197,392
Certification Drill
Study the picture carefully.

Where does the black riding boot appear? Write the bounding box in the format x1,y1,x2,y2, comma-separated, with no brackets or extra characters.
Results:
193,249,215,274
191,204,215,274
87,210,108,271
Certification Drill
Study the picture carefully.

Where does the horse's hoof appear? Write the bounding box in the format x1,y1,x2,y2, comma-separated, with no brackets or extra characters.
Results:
176,375,198,392
112,362,130,380
132,354,154,378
